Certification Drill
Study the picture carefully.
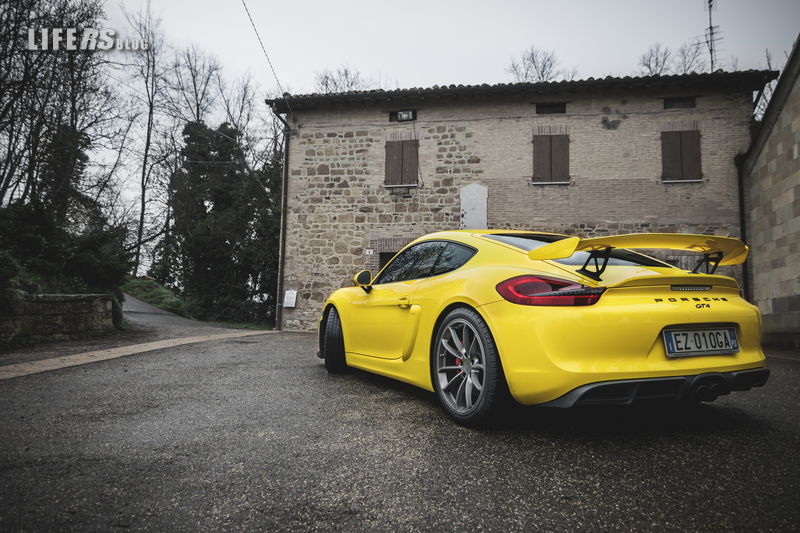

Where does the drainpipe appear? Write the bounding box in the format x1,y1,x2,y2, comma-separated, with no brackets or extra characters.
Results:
734,153,751,302
273,109,291,330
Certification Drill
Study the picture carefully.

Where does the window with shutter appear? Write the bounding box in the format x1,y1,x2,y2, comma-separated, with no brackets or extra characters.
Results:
401,139,419,185
551,135,570,181
661,131,682,180
680,130,701,180
532,134,569,183
384,139,419,186
385,141,403,186
661,130,702,181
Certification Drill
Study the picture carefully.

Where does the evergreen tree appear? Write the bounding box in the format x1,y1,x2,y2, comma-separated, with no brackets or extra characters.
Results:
151,121,281,322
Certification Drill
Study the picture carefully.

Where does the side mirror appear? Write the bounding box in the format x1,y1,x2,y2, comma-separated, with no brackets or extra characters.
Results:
353,270,373,293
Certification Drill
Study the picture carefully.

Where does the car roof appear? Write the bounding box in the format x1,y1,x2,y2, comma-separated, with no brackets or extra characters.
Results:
412,229,569,246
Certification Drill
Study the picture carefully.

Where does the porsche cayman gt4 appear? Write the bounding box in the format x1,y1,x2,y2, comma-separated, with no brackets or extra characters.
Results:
318,231,769,425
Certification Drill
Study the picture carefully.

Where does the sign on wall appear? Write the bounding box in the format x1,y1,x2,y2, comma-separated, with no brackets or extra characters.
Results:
283,289,297,308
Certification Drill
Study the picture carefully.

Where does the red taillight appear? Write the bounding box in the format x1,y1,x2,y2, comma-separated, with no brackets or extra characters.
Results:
496,275,605,306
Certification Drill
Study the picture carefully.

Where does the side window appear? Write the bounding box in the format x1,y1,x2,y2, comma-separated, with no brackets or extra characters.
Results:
375,241,446,284
431,243,476,276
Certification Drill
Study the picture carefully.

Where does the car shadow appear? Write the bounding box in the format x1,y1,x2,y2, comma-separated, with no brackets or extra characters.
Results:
328,363,770,440
493,402,768,439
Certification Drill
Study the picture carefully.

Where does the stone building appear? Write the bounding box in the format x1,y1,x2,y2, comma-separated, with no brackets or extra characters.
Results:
742,38,800,348
267,71,777,330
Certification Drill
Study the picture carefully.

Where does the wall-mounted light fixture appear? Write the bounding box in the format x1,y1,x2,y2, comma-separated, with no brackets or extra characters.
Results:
389,110,417,122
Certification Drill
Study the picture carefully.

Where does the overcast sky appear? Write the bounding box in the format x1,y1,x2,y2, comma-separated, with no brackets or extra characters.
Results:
107,0,799,95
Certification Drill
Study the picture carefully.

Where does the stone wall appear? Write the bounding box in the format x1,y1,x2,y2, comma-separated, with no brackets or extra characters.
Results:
744,64,800,348
0,293,115,342
280,89,754,330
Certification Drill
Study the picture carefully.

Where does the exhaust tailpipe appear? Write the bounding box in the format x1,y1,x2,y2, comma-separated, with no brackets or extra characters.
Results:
691,375,730,403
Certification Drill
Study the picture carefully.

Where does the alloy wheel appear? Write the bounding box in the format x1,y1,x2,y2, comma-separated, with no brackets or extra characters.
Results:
435,318,486,414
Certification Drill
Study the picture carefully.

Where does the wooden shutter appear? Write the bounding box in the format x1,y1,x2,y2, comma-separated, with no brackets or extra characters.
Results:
400,139,419,185
384,141,403,185
680,130,701,180
661,131,682,180
551,135,570,182
532,135,551,181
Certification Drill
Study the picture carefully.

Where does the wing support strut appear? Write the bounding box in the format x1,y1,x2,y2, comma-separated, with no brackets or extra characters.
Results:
691,251,723,275
576,247,613,281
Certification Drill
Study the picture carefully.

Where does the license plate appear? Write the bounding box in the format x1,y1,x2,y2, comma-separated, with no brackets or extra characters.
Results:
662,328,739,357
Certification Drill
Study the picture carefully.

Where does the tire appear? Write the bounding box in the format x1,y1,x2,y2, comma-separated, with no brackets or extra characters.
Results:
322,306,348,373
431,307,508,426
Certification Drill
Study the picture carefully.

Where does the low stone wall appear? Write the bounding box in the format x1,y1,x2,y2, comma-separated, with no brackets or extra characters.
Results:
0,292,115,342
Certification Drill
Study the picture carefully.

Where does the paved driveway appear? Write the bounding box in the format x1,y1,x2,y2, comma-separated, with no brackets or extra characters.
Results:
1,333,798,531
1,294,236,367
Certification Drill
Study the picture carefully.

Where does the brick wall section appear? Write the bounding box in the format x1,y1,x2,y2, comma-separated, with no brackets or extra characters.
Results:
281,90,754,330
744,73,800,347
0,293,114,341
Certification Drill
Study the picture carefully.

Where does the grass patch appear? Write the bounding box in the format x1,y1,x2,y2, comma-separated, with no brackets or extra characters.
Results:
122,277,191,318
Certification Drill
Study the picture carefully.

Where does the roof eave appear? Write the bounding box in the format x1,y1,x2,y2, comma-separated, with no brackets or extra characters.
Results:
266,70,779,115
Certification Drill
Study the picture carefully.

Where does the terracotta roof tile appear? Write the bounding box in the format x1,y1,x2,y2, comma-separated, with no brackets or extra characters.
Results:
266,70,779,113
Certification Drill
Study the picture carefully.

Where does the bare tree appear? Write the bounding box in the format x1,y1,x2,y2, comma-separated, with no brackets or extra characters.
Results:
639,43,673,76
123,4,166,274
0,0,51,138
314,65,376,94
507,46,562,83
674,41,707,74
561,66,579,82
216,72,263,167
217,73,256,135
0,0,123,208
163,45,220,123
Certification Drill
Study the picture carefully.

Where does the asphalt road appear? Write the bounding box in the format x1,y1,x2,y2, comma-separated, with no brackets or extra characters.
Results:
1,333,798,532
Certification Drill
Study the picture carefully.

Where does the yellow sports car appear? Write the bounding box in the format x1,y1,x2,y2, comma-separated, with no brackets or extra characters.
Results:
318,230,769,425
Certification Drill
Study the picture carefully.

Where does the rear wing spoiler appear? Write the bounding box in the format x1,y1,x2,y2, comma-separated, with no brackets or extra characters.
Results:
527,233,749,280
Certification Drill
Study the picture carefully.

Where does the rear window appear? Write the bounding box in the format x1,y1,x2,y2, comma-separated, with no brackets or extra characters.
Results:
484,233,672,268
431,242,476,276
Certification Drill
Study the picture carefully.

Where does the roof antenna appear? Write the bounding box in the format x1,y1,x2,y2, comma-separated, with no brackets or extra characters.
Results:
704,0,721,71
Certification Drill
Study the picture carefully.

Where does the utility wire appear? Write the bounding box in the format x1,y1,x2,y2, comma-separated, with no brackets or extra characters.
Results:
240,0,294,118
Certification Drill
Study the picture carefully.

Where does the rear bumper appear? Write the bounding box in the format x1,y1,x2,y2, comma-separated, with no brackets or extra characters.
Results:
538,367,769,407
478,290,766,405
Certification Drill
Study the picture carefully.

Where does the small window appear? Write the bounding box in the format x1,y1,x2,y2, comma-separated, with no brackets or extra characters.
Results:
374,241,446,284
663,96,696,109
532,134,570,183
536,102,566,114
661,130,702,181
385,139,419,186
431,243,476,276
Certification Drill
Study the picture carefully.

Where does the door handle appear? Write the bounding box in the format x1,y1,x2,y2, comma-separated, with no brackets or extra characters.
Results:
397,296,411,309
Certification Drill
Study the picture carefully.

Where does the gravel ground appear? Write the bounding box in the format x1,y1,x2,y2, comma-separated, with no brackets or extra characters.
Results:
1,331,798,532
